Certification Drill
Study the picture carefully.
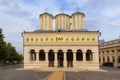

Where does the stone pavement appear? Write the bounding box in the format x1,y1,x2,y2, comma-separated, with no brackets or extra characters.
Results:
66,67,120,80
1,65,120,80
0,64,51,80
45,71,65,80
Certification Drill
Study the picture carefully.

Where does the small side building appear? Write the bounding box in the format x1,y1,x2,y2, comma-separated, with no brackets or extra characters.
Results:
99,38,120,67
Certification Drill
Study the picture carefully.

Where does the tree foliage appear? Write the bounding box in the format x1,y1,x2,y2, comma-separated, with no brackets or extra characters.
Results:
0,28,23,64
0,28,7,61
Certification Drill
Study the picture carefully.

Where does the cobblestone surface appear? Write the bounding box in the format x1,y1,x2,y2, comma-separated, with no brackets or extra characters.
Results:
0,64,51,80
1,65,120,80
66,67,120,80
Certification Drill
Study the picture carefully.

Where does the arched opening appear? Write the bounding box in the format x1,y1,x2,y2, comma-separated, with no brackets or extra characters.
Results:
76,49,83,61
67,49,73,67
99,57,101,62
48,50,55,67
118,56,120,63
30,49,36,61
39,49,45,61
86,50,93,61
107,56,109,62
112,56,115,63
57,50,64,67
103,56,105,62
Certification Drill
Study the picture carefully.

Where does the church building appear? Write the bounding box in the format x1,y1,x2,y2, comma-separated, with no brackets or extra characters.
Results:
23,11,100,71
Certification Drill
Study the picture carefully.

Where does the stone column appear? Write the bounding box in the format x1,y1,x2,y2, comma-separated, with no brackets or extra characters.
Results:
26,52,29,63
54,52,57,67
83,52,86,62
73,52,76,67
105,55,107,62
26,52,29,62
64,52,67,67
45,52,48,62
33,54,35,61
109,54,112,62
114,54,118,67
36,52,39,62
45,52,48,67
73,52,76,62
92,52,95,61
100,55,103,66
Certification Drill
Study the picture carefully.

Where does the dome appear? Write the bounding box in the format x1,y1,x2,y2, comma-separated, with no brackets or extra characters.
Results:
55,13,70,31
71,11,85,30
71,12,85,16
39,12,53,31
55,13,70,18
39,12,53,17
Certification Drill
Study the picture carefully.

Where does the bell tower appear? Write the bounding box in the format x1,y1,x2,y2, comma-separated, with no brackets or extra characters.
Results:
71,12,85,30
39,11,53,31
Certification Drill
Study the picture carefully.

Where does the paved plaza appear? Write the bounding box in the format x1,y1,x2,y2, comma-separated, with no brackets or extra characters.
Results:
0,64,51,80
0,65,120,80
66,67,120,80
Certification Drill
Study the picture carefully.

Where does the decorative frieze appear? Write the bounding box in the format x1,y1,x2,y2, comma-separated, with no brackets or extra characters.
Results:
25,34,97,43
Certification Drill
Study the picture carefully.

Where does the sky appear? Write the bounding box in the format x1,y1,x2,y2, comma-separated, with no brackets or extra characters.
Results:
0,0,120,54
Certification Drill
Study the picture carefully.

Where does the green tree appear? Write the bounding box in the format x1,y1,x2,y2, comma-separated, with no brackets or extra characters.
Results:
6,43,17,61
0,28,7,63
0,28,23,65
16,54,23,62
6,42,23,63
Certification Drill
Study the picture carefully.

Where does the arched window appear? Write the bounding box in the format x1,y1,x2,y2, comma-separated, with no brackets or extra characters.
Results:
86,50,93,61
107,56,109,62
76,49,83,61
112,56,115,62
67,49,73,67
48,50,55,67
57,50,64,67
67,49,73,61
103,57,105,62
99,57,101,62
48,50,55,61
57,50,64,61
30,49,36,61
39,49,45,61
118,56,120,63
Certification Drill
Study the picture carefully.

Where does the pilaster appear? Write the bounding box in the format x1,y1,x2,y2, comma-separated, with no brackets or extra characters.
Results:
64,52,67,67
83,52,86,62
54,52,57,67
92,52,95,61
73,52,76,62
45,52,48,62
114,54,118,67
36,52,39,62
26,52,29,62
100,56,103,66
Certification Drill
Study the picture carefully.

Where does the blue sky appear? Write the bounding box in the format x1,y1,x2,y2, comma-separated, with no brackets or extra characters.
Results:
0,0,120,54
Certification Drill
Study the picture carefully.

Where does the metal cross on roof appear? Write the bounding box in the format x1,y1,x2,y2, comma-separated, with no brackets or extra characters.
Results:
60,7,64,13
45,8,48,13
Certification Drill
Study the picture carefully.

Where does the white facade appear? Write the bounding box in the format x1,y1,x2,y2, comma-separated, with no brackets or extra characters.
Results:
23,12,100,71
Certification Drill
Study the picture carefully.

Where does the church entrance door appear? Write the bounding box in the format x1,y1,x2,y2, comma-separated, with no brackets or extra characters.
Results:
57,50,64,67
67,49,73,67
48,50,55,67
